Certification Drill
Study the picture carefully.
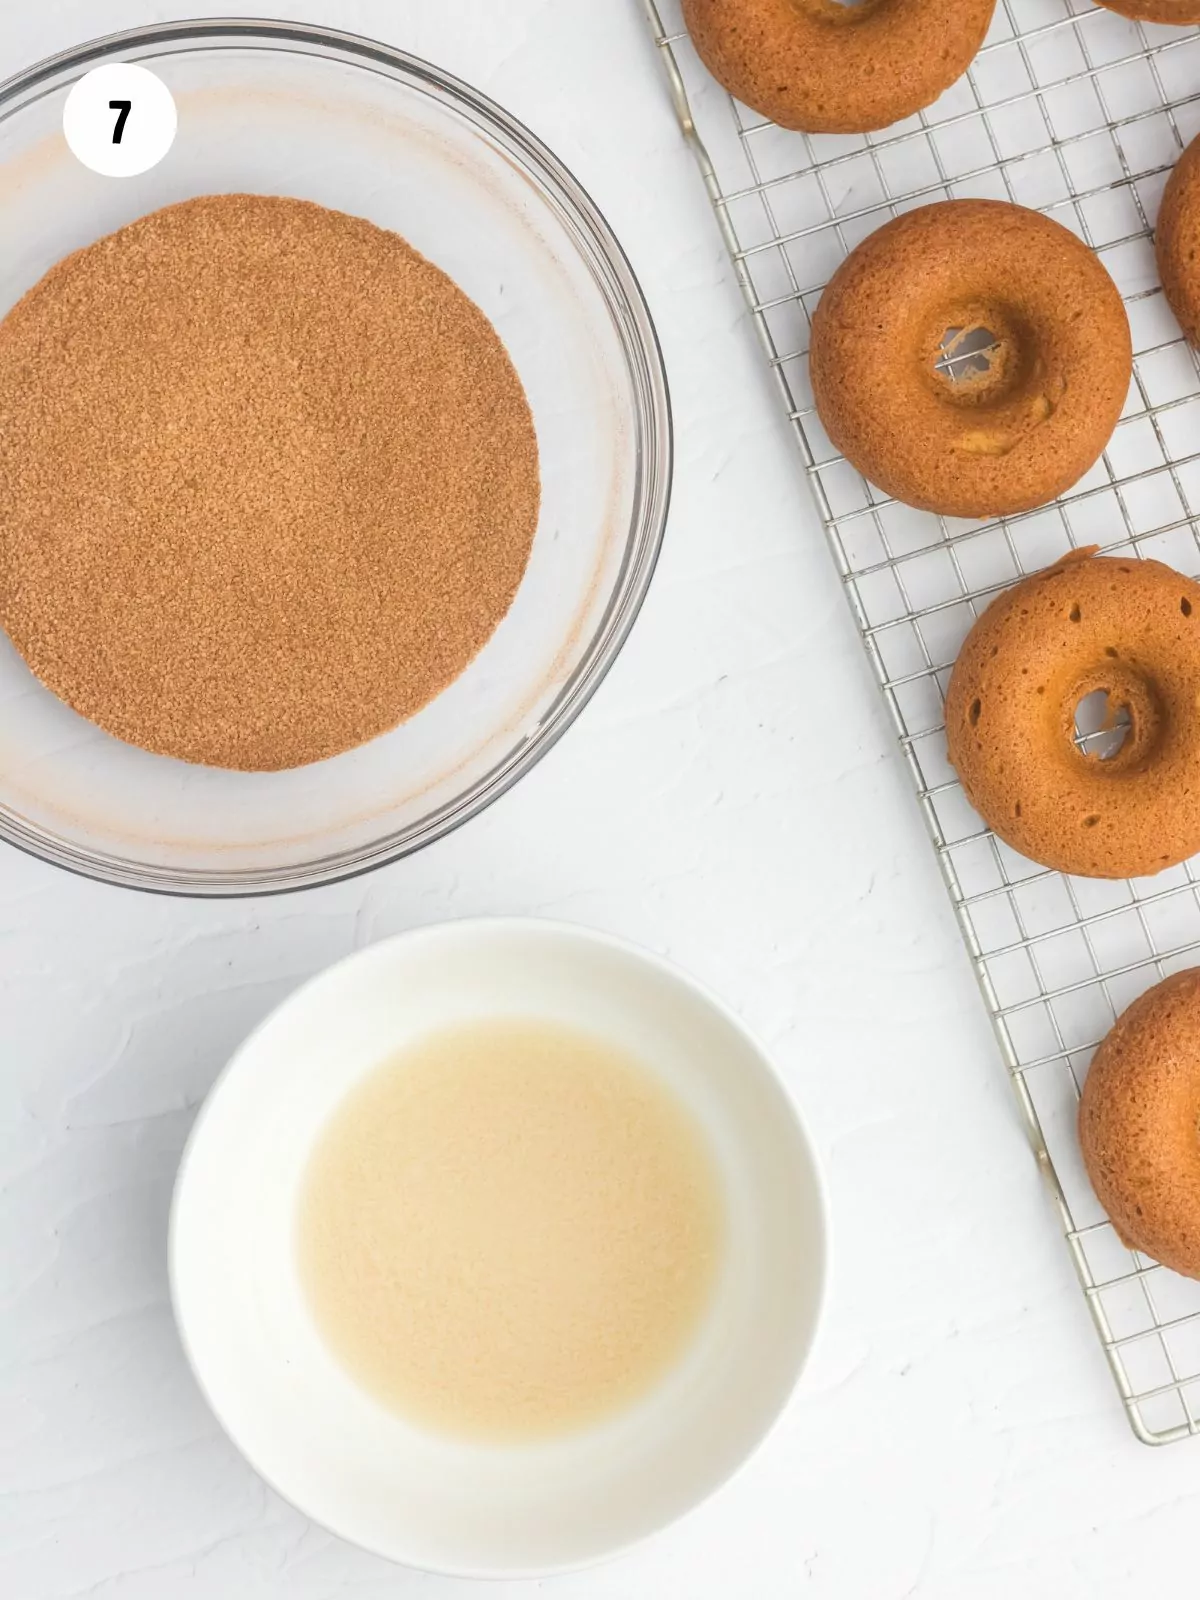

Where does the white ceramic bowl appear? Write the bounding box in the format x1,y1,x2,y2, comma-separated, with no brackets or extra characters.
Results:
169,920,827,1577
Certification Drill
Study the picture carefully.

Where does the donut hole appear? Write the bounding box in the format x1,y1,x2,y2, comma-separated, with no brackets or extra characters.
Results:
800,0,877,18
1074,689,1131,762
936,324,1001,386
926,302,1039,423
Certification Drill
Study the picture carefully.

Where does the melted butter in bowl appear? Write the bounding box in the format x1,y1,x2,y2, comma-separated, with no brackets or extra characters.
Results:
297,1017,725,1441
170,919,826,1577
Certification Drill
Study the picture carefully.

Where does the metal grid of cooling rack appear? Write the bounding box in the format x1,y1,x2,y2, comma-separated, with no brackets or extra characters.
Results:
645,0,1200,1445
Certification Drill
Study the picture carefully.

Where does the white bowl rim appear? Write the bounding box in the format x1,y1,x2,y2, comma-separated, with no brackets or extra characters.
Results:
168,916,830,1579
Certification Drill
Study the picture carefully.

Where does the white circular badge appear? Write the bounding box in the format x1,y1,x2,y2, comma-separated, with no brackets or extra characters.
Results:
63,63,177,178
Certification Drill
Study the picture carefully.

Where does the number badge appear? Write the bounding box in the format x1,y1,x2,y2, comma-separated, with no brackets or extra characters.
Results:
63,63,176,177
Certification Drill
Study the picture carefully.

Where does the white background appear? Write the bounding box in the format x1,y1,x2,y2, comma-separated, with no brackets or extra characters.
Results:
2,3,1197,1597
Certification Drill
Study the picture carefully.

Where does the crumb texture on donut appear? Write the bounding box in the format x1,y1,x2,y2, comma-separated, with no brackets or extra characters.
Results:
1097,0,1200,21
945,552,1200,879
809,201,1131,519
1079,968,1200,1281
680,0,996,135
1157,131,1200,346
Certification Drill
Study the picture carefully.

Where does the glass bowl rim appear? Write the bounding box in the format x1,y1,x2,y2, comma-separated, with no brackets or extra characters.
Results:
0,16,673,898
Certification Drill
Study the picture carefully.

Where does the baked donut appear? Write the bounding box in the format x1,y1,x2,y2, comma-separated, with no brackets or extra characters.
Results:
809,201,1132,518
944,551,1200,879
1079,969,1200,1280
680,0,996,135
1157,131,1200,345
1097,1,1200,23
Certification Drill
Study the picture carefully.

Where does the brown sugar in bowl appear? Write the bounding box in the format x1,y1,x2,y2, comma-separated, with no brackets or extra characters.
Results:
1157,130,1200,346
808,200,1132,519
1080,968,1200,1281
680,0,996,135
944,551,1200,880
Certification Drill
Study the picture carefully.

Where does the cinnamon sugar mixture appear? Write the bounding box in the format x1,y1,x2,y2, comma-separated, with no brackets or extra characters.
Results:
0,194,540,770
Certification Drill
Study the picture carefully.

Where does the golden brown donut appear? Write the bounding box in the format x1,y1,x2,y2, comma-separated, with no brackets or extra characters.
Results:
944,551,1200,879
1097,1,1200,22
1157,131,1200,345
681,0,996,134
1079,969,1200,1280
809,200,1131,518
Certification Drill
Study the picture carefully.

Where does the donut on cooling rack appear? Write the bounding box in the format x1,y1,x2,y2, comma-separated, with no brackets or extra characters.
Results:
1080,968,1200,1280
680,0,996,134
808,200,1132,519
944,550,1200,879
1097,1,1200,23
1157,131,1200,346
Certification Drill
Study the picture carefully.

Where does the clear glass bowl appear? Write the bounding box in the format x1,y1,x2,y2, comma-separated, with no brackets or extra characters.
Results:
0,21,671,894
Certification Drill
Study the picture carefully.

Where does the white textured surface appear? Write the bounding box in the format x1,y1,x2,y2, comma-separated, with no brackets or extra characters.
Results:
0,3,1194,1596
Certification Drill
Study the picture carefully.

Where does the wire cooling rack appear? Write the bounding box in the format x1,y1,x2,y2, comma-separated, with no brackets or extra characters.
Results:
644,0,1200,1444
